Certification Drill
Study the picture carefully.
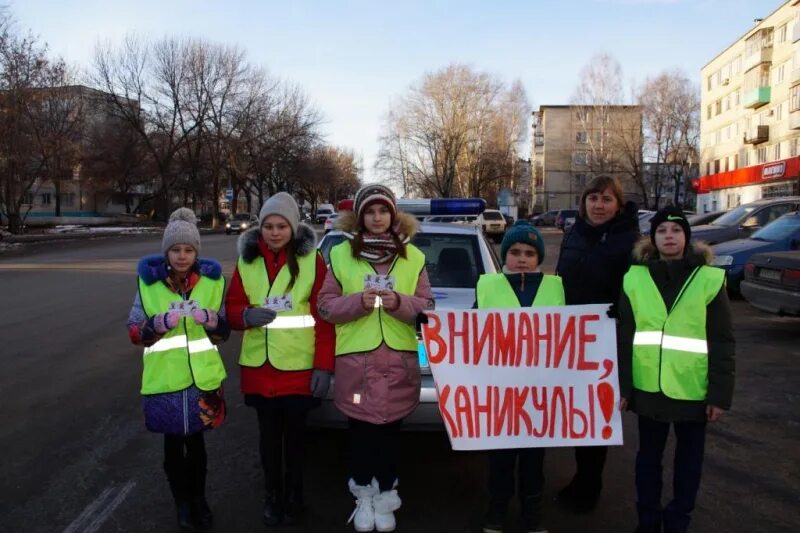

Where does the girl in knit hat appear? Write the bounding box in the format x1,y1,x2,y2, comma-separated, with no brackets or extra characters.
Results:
126,207,230,530
617,207,734,532
224,192,334,526
475,219,563,533
318,183,434,532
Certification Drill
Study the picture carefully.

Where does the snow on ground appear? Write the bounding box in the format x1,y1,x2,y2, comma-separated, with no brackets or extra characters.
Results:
47,225,161,234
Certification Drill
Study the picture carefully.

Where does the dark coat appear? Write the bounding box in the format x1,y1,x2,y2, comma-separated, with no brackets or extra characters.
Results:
555,202,640,307
617,240,736,422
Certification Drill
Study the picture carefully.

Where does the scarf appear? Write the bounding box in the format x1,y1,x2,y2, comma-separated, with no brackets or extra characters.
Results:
344,229,410,264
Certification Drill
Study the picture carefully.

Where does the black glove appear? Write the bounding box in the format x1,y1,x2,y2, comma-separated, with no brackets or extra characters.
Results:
310,369,332,398
243,307,277,328
606,303,619,319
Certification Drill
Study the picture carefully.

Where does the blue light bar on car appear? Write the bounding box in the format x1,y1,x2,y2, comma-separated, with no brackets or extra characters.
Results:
396,198,486,216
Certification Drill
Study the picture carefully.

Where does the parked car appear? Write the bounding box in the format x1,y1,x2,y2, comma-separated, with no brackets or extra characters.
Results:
310,221,501,429
502,213,515,227
314,206,334,224
531,210,558,226
691,197,800,245
555,209,578,230
688,210,727,226
740,250,800,316
711,211,800,292
224,212,258,235
423,214,479,225
477,209,507,242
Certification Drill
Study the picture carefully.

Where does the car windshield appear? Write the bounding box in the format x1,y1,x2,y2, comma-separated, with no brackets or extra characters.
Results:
318,232,487,288
483,211,503,221
711,205,754,226
750,213,800,241
232,213,251,220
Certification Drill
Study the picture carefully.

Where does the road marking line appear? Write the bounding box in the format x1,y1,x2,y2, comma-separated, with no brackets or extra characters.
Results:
63,481,136,533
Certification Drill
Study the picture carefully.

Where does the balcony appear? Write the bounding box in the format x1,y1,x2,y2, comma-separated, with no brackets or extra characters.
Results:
743,125,769,144
790,110,800,130
744,47,773,72
743,86,771,108
792,65,800,85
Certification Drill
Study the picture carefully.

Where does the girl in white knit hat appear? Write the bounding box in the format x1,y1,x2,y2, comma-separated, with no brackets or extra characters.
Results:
126,207,230,530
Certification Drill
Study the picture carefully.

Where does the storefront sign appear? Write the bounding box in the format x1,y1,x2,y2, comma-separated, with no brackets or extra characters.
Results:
762,161,786,180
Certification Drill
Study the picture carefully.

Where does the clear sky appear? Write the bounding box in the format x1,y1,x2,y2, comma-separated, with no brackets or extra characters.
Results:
10,0,784,181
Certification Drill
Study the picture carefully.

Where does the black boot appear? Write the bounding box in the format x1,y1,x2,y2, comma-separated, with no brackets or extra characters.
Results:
282,485,305,525
481,497,509,533
164,461,195,530
189,466,213,530
263,491,282,527
519,493,547,533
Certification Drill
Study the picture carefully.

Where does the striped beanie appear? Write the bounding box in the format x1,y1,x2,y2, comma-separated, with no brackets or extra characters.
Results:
354,184,397,223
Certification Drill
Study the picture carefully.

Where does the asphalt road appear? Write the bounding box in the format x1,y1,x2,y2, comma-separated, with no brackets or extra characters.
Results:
0,230,798,532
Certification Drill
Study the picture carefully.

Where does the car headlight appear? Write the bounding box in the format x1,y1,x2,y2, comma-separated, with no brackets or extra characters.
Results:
240,223,247,229
225,223,231,229
712,255,733,266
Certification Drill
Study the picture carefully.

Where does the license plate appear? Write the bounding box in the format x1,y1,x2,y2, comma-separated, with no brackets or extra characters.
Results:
490,224,500,230
759,268,782,281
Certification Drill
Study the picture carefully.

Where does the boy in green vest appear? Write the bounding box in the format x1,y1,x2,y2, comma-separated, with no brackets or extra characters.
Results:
617,207,735,533
475,220,563,533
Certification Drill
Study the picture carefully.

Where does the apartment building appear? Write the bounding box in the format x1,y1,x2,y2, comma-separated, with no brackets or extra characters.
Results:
697,0,800,212
530,105,642,212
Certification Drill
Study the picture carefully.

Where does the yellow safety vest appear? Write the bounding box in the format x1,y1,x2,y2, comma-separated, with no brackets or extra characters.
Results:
476,273,565,308
139,275,226,394
237,251,317,370
329,241,425,355
623,265,725,401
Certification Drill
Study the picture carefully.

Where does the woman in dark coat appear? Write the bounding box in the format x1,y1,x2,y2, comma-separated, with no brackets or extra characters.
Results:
554,175,640,512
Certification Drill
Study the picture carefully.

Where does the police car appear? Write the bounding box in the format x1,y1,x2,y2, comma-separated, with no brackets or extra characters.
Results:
308,198,501,429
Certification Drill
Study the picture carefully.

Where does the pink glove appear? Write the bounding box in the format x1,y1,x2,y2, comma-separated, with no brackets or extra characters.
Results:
153,310,181,334
192,308,219,329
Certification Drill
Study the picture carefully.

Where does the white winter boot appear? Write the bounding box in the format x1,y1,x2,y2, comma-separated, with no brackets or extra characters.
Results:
372,479,402,533
348,479,378,532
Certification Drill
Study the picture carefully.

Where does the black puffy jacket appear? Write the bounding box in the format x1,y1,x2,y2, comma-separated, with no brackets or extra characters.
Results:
555,201,640,306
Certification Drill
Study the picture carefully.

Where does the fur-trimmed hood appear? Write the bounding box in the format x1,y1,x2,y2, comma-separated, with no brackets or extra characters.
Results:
632,237,714,266
237,222,317,263
334,210,419,239
137,255,222,285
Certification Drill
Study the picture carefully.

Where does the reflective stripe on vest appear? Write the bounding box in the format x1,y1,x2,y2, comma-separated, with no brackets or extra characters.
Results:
623,264,725,401
138,275,226,394
237,251,317,370
476,273,565,308
329,241,424,355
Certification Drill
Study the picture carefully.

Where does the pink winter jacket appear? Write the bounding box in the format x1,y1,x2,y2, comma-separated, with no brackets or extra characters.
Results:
317,257,434,425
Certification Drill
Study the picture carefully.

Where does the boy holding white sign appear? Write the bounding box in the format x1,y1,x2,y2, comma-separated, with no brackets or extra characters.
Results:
618,207,735,533
475,220,564,533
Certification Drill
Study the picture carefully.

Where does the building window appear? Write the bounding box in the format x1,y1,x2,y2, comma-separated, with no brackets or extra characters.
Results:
735,89,740,106
757,147,767,163
39,193,51,206
576,131,588,143
792,138,800,157
707,105,712,119
715,130,721,144
775,142,781,160
774,63,786,84
743,150,750,166
575,109,588,121
777,101,784,120
733,154,738,170
714,159,721,173
574,151,589,166
707,75,713,91
715,99,722,115
779,23,788,43
726,125,731,140
725,95,731,111
791,85,800,112
60,193,75,207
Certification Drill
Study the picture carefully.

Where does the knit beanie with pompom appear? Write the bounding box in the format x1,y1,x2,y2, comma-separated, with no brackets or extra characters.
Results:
161,207,201,254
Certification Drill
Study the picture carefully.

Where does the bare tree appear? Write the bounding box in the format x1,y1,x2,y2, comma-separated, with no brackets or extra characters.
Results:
571,53,643,202
377,64,529,199
91,35,201,220
0,8,82,232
